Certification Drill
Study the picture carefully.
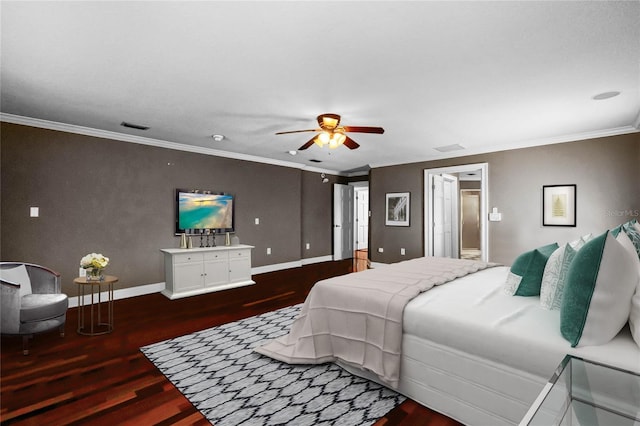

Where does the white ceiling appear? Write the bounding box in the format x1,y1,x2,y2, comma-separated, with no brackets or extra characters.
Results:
2,1,639,174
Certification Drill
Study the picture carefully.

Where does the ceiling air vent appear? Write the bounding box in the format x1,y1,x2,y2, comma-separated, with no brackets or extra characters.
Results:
434,144,465,153
121,121,150,131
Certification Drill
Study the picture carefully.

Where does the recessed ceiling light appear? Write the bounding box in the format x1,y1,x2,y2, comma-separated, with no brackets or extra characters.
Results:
434,144,465,153
211,134,225,142
592,91,620,100
288,150,297,156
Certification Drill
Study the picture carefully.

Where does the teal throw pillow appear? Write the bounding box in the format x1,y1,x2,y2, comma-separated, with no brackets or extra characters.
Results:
504,242,559,296
560,230,638,347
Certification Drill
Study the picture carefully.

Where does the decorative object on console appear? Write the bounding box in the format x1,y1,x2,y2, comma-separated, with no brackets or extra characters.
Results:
80,252,109,282
385,192,410,226
225,232,231,246
542,184,576,226
179,233,187,249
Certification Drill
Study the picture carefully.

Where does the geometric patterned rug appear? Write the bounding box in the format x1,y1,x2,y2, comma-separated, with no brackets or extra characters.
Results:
140,304,406,426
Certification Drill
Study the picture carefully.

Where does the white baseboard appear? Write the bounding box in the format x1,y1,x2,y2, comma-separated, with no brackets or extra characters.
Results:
68,282,165,308
67,256,337,306
301,255,334,265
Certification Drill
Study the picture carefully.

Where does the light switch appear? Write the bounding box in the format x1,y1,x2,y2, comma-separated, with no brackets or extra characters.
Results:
255,218,260,225
30,207,39,217
489,207,502,222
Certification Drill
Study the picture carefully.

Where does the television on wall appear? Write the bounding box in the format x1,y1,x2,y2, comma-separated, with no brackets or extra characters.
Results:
175,189,235,235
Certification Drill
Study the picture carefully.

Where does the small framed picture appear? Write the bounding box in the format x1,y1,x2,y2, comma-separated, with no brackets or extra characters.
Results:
543,185,576,227
386,192,410,226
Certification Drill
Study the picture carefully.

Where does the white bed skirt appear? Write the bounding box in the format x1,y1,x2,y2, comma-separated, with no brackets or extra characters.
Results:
339,333,546,426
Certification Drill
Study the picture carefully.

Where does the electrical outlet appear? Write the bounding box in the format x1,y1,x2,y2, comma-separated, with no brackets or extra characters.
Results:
267,247,271,255
305,243,310,250
401,248,406,255
255,218,260,225
30,207,39,217
378,247,384,253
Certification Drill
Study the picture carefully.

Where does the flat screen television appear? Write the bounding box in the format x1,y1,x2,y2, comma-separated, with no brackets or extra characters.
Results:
175,189,234,235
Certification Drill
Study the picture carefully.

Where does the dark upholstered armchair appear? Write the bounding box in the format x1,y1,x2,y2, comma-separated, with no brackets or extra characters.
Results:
1,262,69,355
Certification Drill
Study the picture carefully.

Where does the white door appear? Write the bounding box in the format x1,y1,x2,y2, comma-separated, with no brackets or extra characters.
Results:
355,188,369,250
432,174,444,257
432,173,458,258
333,184,354,260
424,163,488,262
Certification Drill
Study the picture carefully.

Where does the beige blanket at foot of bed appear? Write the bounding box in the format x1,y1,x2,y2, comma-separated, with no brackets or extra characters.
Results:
255,256,498,388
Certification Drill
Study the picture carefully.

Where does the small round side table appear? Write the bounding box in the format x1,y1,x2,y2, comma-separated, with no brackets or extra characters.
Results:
74,275,118,336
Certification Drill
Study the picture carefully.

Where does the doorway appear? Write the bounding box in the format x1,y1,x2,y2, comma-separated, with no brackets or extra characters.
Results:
424,163,488,262
461,189,481,260
354,185,369,271
333,182,369,272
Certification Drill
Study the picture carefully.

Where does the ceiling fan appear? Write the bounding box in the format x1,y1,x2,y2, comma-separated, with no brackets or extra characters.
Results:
275,113,384,150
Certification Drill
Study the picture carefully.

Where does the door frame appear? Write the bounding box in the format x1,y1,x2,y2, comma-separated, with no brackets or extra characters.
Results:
333,183,354,261
460,189,481,250
424,163,489,261
352,183,369,251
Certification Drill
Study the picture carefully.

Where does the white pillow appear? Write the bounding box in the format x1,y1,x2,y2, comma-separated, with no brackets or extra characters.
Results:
560,231,638,347
540,239,584,310
0,264,32,298
617,231,640,347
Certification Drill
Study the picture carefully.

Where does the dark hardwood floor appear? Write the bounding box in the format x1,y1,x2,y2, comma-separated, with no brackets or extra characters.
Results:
1,260,462,426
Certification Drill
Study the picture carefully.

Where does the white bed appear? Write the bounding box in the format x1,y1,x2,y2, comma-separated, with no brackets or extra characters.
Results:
338,266,640,426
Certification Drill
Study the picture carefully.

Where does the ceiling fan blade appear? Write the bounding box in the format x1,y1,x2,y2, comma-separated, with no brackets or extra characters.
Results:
275,129,318,135
342,126,385,134
298,136,317,150
343,136,360,150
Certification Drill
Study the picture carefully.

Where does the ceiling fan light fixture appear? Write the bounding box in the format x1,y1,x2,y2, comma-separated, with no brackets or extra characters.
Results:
320,114,340,129
318,131,331,144
329,132,346,149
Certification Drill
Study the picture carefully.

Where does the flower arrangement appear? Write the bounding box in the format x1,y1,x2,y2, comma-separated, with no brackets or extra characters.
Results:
80,253,109,280
80,252,110,270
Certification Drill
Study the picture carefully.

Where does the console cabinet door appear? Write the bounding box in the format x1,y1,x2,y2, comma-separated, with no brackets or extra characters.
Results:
173,262,204,292
229,249,252,283
203,251,229,288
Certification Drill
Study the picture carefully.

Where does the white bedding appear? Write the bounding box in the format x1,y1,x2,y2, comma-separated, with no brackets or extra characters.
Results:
403,266,640,376
340,265,640,426
256,257,497,388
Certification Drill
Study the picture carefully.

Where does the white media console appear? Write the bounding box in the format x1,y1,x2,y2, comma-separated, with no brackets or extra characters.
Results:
161,245,255,299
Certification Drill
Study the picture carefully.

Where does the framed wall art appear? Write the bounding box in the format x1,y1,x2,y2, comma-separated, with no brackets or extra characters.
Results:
542,184,576,227
386,192,410,226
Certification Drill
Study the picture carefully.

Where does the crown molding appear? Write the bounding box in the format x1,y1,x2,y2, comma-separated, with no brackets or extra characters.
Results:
369,125,639,169
0,113,347,176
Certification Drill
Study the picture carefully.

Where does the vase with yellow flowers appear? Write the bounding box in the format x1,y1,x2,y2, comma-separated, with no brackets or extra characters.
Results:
80,252,109,281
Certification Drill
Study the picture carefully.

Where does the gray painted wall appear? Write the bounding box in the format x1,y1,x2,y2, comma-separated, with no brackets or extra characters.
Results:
0,123,339,295
370,133,640,265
